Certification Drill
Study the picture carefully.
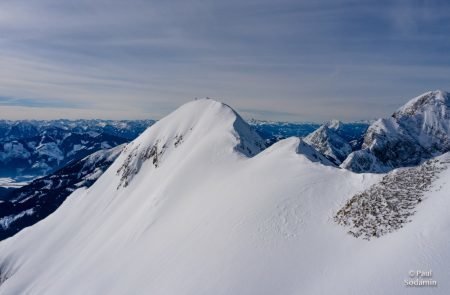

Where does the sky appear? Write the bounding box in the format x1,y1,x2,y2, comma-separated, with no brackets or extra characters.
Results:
0,0,449,122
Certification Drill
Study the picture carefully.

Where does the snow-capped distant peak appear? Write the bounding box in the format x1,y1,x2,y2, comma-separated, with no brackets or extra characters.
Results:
343,90,450,173
295,138,336,166
325,119,344,131
304,125,352,165
393,90,449,117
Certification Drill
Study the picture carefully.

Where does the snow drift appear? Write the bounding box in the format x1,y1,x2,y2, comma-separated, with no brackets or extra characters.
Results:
0,99,449,294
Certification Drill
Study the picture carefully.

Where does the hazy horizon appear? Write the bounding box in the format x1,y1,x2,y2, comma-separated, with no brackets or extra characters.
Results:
0,0,449,121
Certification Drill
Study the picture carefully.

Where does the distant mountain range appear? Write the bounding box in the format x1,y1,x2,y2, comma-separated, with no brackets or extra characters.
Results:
0,118,369,181
0,119,155,141
0,146,123,240
0,117,369,241
1,95,449,294
249,119,369,147
0,90,449,249
0,119,154,178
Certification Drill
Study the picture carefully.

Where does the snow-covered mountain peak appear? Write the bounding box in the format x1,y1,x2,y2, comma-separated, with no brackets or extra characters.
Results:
2,99,450,294
132,98,264,152
394,90,449,117
115,99,265,188
303,125,352,165
343,90,450,172
392,90,450,152
295,138,336,166
325,119,344,130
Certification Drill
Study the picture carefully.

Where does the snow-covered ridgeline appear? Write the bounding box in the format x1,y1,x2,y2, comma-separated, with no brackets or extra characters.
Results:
0,98,449,294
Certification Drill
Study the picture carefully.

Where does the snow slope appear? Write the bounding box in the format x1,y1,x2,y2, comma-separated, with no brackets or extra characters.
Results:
0,99,448,294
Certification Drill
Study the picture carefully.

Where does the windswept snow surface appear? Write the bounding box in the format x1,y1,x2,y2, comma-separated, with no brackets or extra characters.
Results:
0,99,449,294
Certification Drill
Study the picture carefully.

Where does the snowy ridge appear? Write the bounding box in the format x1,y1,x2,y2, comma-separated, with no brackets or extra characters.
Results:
115,99,265,189
0,98,449,294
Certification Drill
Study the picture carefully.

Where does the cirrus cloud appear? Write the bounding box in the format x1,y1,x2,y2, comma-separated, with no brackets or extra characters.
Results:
0,0,449,121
